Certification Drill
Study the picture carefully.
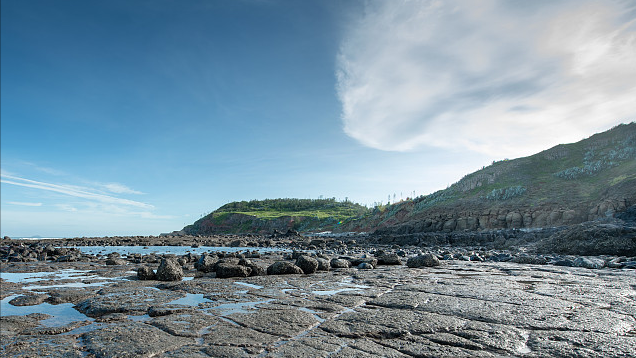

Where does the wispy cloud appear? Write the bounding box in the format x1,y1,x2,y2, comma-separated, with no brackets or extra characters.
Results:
102,183,144,195
1,174,153,209
337,0,636,157
8,201,43,207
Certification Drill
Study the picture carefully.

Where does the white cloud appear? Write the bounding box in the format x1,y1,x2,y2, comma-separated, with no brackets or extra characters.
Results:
103,183,144,195
8,201,43,207
1,174,153,209
337,0,636,157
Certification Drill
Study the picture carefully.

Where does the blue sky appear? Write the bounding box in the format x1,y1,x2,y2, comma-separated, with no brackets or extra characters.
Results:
2,0,635,237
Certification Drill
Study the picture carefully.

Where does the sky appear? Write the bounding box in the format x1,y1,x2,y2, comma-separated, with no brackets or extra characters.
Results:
2,0,635,238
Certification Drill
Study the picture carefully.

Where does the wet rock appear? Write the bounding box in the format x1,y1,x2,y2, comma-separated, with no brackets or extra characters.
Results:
150,311,220,337
228,308,318,337
1,335,85,357
316,257,331,271
137,266,156,280
195,254,217,273
9,293,48,306
295,255,319,274
216,263,251,278
573,257,605,269
105,258,127,265
406,253,440,268
349,257,378,268
330,258,351,268
45,288,97,304
377,253,402,265
76,287,184,317
156,258,184,281
357,262,374,270
267,261,304,275
83,322,190,358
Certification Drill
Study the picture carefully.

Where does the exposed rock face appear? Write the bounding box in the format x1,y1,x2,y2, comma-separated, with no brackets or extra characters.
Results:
8,294,48,306
156,258,184,281
536,221,636,256
407,253,441,268
295,255,319,274
267,261,304,275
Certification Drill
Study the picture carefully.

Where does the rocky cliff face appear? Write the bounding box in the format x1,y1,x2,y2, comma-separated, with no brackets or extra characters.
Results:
341,123,636,236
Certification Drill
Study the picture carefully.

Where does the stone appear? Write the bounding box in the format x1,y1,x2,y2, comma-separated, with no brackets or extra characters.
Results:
105,258,127,265
137,266,156,280
316,257,331,271
195,254,217,272
216,263,251,278
573,257,605,269
330,258,351,268
295,255,319,274
406,253,440,268
9,294,48,306
83,322,190,357
267,261,304,275
377,253,402,265
357,262,374,270
156,258,184,281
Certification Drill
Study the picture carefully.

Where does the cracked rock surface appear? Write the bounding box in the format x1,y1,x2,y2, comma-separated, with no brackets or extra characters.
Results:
1,259,635,357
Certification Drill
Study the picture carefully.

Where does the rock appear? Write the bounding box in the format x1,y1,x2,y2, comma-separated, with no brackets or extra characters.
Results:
330,258,351,268
137,266,156,280
3,236,10,240
357,262,374,270
267,261,304,275
573,257,605,269
349,257,378,268
195,254,218,273
377,253,401,265
156,258,184,281
295,255,319,274
76,287,184,317
406,253,440,268
316,258,331,271
105,258,127,265
216,263,252,278
9,294,48,306
83,322,190,357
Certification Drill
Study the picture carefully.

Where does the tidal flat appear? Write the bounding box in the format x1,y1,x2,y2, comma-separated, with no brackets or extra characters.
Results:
1,242,636,357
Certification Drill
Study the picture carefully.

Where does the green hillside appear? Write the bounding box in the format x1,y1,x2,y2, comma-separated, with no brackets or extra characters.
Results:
184,198,370,235
340,122,636,233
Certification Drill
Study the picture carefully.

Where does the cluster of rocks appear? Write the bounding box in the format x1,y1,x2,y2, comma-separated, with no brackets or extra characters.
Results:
0,244,86,263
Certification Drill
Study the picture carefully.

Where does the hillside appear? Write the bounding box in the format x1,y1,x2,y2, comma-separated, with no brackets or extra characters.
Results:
183,198,370,235
341,122,636,235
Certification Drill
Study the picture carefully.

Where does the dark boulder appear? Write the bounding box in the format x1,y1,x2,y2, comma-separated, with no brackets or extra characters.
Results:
137,266,156,280
330,258,350,269
267,261,304,275
216,263,251,278
406,253,440,268
156,258,183,281
295,255,319,274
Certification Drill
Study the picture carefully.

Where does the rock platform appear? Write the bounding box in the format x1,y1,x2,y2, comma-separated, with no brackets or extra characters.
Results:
2,255,635,357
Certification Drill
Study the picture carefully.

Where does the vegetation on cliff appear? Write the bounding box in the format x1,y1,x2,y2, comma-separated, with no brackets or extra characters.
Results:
340,122,636,233
184,198,370,235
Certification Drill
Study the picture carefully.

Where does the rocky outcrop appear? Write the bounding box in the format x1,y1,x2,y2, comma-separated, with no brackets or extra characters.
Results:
156,258,183,281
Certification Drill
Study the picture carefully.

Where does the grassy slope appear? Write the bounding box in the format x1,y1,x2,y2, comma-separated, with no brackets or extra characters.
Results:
184,198,371,234
340,122,636,231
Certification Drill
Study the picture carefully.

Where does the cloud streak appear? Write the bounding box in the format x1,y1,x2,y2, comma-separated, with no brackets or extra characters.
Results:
8,201,43,207
1,174,153,209
337,0,636,157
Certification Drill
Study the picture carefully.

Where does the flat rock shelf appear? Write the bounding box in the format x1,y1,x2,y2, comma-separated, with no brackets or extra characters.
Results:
1,258,635,357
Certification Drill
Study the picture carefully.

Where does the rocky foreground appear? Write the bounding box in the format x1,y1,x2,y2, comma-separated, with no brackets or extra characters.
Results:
1,243,636,357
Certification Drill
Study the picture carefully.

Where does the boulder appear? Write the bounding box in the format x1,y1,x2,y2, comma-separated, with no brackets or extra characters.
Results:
377,253,401,265
195,254,218,273
316,258,331,271
156,258,184,281
295,255,319,274
216,263,251,278
406,253,440,268
267,261,304,275
330,258,350,269
106,258,127,265
137,266,156,280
